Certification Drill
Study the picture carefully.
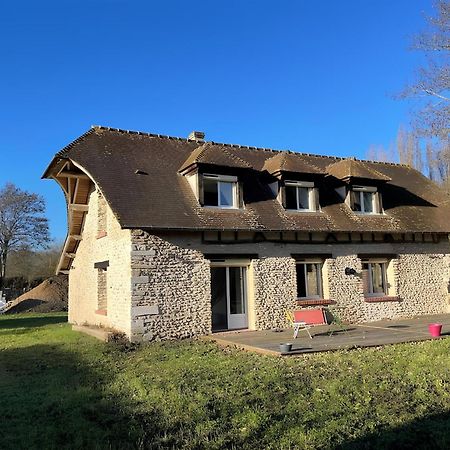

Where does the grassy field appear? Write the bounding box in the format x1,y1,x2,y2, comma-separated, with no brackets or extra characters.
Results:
1,314,450,449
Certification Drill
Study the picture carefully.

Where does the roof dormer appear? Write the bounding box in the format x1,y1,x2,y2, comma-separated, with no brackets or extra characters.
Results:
262,152,324,180
327,158,390,215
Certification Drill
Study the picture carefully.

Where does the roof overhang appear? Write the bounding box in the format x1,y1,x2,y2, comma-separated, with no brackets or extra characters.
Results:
43,158,94,274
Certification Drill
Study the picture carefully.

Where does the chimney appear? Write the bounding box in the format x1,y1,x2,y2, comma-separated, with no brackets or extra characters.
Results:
188,131,205,142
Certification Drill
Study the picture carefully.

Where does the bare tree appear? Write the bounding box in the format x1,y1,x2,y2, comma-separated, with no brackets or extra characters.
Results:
0,183,50,289
400,0,449,138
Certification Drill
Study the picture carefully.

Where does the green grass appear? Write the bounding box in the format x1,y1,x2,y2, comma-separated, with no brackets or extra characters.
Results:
2,314,450,449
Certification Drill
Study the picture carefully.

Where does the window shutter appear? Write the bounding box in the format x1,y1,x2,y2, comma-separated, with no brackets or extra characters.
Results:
280,185,286,208
198,174,204,206
349,189,356,209
238,181,244,208
313,187,320,211
375,191,383,213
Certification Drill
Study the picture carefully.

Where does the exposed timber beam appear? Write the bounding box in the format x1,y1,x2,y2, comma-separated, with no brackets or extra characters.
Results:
72,177,80,204
65,252,76,258
60,270,70,275
69,203,89,212
70,234,82,241
57,171,89,179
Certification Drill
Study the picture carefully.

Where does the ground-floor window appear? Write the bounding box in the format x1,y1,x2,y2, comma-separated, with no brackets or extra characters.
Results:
296,261,323,299
362,260,387,296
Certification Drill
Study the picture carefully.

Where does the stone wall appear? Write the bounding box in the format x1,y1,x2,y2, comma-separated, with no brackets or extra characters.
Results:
130,230,211,341
68,186,132,335
251,257,297,329
157,232,450,329
69,216,450,340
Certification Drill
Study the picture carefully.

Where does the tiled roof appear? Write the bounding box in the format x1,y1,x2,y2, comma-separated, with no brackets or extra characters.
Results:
179,142,252,173
43,126,450,233
327,158,392,182
263,152,324,175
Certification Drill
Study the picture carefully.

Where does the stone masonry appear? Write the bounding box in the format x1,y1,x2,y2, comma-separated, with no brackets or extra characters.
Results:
69,193,450,340
130,230,211,342
69,187,132,335
251,257,297,329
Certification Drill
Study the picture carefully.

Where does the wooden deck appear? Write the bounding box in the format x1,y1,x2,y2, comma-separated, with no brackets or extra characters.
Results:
202,313,450,356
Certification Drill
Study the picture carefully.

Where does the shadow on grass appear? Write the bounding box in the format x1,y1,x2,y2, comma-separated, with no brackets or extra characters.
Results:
335,411,450,450
0,343,162,449
0,314,67,330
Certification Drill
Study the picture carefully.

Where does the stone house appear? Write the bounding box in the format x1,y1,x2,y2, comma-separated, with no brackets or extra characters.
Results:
43,126,450,341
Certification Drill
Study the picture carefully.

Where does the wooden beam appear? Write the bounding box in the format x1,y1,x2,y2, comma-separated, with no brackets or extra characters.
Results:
72,177,80,204
70,234,82,241
60,270,70,275
65,252,76,258
69,203,89,212
57,171,89,179
55,161,69,177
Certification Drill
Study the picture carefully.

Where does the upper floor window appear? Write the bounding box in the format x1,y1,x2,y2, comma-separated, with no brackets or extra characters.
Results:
296,261,323,298
349,186,381,214
284,181,318,212
203,174,238,208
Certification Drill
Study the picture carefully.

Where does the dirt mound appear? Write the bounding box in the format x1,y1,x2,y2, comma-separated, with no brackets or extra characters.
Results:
5,275,68,314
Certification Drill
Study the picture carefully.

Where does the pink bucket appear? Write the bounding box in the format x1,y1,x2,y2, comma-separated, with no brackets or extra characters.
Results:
428,323,442,338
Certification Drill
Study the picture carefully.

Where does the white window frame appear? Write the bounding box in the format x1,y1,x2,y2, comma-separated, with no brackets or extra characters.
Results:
285,181,317,212
203,174,238,209
350,185,380,215
295,260,323,299
362,259,388,297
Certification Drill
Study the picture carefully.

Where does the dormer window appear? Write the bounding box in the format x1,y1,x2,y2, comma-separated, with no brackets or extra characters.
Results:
203,174,239,209
349,186,381,214
284,181,318,212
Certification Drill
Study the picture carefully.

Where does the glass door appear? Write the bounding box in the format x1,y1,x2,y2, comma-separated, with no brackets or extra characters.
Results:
227,267,247,330
210,265,248,331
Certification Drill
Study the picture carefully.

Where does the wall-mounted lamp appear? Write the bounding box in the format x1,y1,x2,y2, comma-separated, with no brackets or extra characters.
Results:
345,267,357,276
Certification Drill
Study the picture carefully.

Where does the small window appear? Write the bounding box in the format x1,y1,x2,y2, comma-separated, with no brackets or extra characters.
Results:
350,186,380,214
362,261,387,296
203,174,238,208
285,181,318,212
296,262,323,298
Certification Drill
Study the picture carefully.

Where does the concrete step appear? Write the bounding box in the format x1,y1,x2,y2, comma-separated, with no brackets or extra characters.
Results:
72,324,113,342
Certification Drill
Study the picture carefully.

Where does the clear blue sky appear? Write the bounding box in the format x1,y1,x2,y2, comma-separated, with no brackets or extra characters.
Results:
0,0,431,241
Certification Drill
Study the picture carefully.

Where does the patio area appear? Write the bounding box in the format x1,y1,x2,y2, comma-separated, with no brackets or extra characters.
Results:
203,313,450,356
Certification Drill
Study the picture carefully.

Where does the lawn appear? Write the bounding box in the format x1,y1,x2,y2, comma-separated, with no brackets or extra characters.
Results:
1,314,450,449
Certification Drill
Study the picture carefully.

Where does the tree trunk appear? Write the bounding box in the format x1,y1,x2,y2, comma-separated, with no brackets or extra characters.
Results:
0,247,8,290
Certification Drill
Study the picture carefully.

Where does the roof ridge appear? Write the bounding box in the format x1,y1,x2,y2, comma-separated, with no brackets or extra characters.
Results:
91,125,410,168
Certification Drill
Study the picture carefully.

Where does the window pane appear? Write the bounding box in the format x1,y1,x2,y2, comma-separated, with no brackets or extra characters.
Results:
229,267,245,314
204,178,219,206
306,264,320,297
363,192,374,213
351,190,361,211
296,264,306,298
362,263,370,294
371,263,386,294
298,187,310,210
285,186,297,209
219,182,234,206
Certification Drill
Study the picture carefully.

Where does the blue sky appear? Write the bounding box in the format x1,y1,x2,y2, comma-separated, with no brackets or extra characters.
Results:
0,0,431,241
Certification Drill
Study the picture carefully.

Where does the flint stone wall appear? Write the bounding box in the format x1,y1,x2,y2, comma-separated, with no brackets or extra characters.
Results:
130,230,211,342
252,257,297,329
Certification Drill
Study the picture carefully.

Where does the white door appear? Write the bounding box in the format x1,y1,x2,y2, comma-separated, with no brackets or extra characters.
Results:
211,266,248,331
226,267,248,330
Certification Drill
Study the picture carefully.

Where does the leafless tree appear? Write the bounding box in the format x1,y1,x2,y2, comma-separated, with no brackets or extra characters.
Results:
400,0,449,138
0,183,50,289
